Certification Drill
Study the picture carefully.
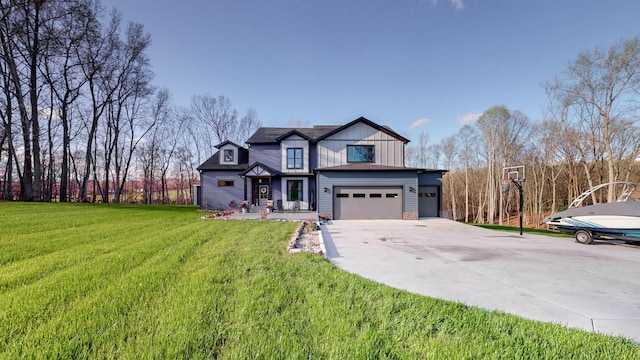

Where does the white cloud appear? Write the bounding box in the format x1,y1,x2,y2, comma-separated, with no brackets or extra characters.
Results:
457,112,482,125
409,118,432,129
427,0,465,10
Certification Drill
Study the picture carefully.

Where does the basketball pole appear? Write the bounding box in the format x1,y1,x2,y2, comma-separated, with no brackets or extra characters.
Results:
512,180,524,236
503,165,525,236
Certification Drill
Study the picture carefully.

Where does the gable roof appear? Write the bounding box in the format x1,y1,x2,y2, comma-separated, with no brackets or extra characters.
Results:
245,117,408,144
316,117,410,143
214,140,244,149
274,129,313,142
240,162,282,177
196,148,249,171
246,126,339,144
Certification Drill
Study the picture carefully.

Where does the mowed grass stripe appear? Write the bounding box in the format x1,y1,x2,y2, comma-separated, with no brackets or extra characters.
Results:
110,222,295,358
0,220,160,264
0,203,138,237
0,220,171,291
3,220,299,358
0,204,193,265
0,221,201,349
5,223,218,358
221,224,318,358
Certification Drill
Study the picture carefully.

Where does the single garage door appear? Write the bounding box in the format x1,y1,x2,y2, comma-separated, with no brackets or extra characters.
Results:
418,186,438,217
334,186,402,219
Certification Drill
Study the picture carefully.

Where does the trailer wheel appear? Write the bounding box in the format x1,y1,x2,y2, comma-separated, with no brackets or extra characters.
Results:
575,230,593,244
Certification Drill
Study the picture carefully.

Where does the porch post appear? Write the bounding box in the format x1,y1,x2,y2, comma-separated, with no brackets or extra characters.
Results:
243,176,247,201
269,177,272,200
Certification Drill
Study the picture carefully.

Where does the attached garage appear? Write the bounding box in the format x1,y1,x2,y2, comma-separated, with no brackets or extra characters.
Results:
334,186,402,220
315,164,446,220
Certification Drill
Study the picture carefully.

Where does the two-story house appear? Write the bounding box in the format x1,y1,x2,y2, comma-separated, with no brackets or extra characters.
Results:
197,117,447,220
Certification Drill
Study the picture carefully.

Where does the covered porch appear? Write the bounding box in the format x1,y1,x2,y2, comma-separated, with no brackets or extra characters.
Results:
241,162,317,211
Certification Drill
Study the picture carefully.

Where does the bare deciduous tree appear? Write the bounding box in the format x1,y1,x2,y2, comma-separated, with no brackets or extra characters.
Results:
558,37,640,202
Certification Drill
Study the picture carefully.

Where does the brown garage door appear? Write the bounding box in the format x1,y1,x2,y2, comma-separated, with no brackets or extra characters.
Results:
333,186,402,219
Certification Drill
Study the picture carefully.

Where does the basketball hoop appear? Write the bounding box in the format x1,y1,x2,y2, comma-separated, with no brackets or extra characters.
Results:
502,165,526,236
501,178,512,193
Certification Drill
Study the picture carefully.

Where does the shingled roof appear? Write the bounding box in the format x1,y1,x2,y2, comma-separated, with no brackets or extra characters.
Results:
315,117,410,143
246,125,339,144
196,148,249,171
245,117,409,144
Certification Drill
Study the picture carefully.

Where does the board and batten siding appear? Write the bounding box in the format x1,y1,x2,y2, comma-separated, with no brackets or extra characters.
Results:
200,171,244,210
280,136,309,173
317,122,405,168
317,171,418,217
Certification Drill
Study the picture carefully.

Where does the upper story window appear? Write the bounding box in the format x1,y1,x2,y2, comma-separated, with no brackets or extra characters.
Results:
287,148,303,169
347,145,375,163
223,149,234,163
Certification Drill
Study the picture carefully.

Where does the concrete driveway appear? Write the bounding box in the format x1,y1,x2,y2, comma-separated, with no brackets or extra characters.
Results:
321,218,640,342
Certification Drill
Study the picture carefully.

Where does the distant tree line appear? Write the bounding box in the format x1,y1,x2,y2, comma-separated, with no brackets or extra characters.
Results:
0,0,260,203
405,37,640,227
1,1,638,218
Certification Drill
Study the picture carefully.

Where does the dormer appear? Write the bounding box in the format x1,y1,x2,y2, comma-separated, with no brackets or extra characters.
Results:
215,140,244,166
276,130,311,173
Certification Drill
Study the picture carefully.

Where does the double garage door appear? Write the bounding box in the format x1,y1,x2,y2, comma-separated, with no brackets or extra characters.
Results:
333,186,402,220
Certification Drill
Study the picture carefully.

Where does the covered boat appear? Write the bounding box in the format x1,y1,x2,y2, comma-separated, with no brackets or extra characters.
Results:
543,182,640,244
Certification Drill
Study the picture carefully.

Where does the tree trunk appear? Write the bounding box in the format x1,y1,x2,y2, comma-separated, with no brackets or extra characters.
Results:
30,3,41,201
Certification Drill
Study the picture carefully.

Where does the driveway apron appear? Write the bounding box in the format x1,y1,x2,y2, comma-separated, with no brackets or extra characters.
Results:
321,218,640,342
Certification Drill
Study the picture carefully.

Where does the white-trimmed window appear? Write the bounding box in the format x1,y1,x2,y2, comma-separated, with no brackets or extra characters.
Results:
287,148,303,169
223,149,234,162
287,180,303,201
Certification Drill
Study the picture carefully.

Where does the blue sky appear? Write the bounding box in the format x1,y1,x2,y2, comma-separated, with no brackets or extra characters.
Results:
101,0,640,144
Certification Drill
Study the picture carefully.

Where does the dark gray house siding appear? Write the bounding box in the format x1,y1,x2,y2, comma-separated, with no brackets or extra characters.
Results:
200,171,245,209
308,144,318,170
248,144,280,169
418,172,444,186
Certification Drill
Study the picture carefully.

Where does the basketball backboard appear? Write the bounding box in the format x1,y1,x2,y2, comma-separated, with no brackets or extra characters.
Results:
502,165,525,183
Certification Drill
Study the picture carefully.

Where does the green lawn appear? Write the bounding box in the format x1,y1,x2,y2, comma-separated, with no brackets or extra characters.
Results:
0,203,638,359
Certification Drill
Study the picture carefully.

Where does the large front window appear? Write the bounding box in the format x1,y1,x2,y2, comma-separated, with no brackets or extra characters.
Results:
347,145,375,163
287,180,303,201
287,148,303,169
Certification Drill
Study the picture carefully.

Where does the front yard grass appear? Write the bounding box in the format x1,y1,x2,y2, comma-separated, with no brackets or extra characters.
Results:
0,202,638,358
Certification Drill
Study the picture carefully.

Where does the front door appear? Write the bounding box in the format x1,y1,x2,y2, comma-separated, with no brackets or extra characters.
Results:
258,185,269,206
